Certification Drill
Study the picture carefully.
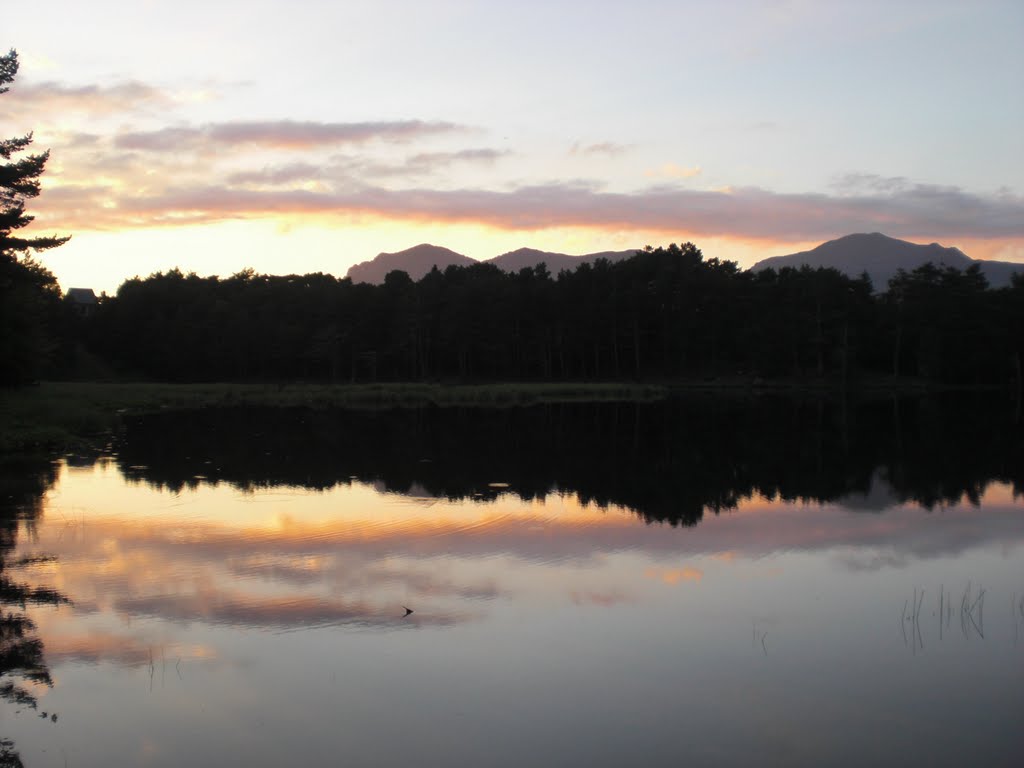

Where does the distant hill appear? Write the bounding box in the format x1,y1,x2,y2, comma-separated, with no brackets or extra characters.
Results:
751,232,1022,289
346,244,476,284
487,247,638,274
347,244,640,284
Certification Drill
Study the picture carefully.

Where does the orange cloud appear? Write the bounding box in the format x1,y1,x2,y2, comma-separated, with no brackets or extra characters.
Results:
646,162,703,179
646,566,704,585
10,481,1024,655
35,176,1024,246
42,630,214,668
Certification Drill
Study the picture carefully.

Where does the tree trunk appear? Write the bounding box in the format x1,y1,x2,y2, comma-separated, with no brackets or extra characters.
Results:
840,321,849,390
633,319,641,377
892,325,902,378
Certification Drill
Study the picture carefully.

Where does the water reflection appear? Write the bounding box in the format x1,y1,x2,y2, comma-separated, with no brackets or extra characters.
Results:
111,394,1023,521
0,455,68,768
2,395,1022,767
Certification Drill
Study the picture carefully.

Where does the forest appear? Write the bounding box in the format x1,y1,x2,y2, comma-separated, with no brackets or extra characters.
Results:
28,243,1019,389
1,238,1022,389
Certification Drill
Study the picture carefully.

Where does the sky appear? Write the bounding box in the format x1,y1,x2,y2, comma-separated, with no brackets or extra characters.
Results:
4,0,1023,294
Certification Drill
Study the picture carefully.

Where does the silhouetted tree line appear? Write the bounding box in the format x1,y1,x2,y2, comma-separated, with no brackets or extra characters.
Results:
72,244,1024,388
111,394,1023,527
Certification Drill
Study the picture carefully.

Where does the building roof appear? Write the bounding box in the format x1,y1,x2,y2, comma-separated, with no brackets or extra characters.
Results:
67,288,98,304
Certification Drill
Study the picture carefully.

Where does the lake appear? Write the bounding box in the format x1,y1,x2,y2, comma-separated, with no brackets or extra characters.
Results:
2,395,1022,767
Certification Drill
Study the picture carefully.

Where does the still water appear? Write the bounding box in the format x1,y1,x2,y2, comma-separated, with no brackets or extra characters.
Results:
2,397,1022,766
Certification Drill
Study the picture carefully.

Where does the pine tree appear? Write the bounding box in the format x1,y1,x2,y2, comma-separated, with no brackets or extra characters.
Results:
1,49,68,256
0,49,69,385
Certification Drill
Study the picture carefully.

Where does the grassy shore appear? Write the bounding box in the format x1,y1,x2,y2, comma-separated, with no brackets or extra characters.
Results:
0,380,669,452
2,375,995,454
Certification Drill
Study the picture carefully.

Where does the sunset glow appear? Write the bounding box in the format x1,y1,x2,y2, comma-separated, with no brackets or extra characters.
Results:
4,1,1022,292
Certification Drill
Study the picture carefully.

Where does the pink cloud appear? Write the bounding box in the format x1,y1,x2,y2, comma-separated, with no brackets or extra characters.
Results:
87,181,1024,241
28,116,1024,246
115,119,466,151
570,589,633,607
570,141,630,157
114,589,463,629
0,80,171,117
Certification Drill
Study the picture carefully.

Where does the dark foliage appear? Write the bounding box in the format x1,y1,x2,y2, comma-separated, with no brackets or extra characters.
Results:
113,394,1023,528
0,49,69,386
81,243,1023,388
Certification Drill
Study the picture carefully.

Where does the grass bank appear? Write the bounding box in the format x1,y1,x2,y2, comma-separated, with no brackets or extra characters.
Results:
0,380,669,452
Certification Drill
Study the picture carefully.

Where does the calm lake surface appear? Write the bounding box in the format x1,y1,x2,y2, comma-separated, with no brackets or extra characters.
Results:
2,395,1022,767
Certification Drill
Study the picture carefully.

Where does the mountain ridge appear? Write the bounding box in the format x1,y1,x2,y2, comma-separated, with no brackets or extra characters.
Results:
347,244,639,284
346,244,477,284
346,234,1022,288
752,232,1021,289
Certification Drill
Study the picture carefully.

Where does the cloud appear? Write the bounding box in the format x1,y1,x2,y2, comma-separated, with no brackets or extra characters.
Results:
62,131,103,148
16,486,1024,652
115,119,466,152
835,551,910,572
225,149,507,187
40,490,1024,584
570,589,633,607
226,162,324,186
80,180,1024,241
30,118,1024,244
402,148,509,173
646,162,703,179
830,173,912,194
1,80,172,118
225,553,501,600
113,590,463,629
570,141,630,157
43,631,213,667
645,566,703,584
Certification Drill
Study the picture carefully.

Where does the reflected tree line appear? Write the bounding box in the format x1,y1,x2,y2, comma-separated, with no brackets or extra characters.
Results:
111,395,1023,526
26,244,1023,388
0,456,67,768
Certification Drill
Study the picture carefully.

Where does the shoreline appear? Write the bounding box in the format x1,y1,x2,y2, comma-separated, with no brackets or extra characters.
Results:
0,378,1011,453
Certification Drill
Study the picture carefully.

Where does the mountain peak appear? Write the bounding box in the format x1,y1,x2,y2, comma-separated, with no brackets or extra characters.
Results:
391,243,461,257
751,233,1019,289
346,244,476,284
487,247,638,274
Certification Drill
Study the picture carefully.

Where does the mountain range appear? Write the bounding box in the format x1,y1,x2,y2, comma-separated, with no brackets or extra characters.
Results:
346,233,1022,289
752,232,1021,289
346,244,639,284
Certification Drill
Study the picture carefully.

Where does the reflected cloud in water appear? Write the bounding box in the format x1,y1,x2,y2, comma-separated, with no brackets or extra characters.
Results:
18,459,1024,651
113,590,464,630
